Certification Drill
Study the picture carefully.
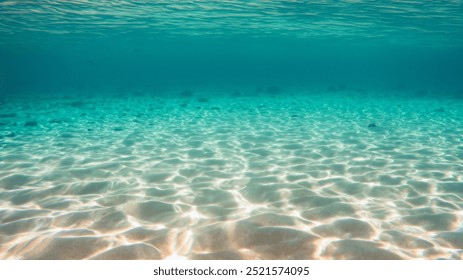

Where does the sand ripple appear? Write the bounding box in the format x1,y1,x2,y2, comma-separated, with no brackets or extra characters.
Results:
1,92,463,259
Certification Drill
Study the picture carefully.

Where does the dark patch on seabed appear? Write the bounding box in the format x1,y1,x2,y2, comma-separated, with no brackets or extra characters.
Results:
0,1,463,260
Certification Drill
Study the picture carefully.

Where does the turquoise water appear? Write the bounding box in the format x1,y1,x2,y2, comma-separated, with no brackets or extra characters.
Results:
0,1,463,260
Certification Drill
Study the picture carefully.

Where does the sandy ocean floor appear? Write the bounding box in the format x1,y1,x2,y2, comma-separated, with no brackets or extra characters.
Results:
0,90,462,260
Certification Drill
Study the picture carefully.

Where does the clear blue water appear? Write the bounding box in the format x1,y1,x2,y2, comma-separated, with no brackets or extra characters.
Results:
0,1,463,260
1,0,463,94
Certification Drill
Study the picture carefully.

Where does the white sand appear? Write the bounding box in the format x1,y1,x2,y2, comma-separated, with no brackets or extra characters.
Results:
0,90,462,259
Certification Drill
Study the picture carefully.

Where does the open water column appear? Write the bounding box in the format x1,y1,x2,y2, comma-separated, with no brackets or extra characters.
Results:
0,1,463,260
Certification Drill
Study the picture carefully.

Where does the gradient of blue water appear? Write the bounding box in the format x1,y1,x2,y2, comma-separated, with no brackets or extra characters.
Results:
0,1,463,96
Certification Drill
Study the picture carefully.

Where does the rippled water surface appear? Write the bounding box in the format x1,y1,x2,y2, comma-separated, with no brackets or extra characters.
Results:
1,0,463,44
0,1,463,260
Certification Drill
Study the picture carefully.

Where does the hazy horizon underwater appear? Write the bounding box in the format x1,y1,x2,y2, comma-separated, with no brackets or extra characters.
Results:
1,1,463,260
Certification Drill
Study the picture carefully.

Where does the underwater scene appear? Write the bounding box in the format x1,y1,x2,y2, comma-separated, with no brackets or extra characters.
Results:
1,1,463,260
